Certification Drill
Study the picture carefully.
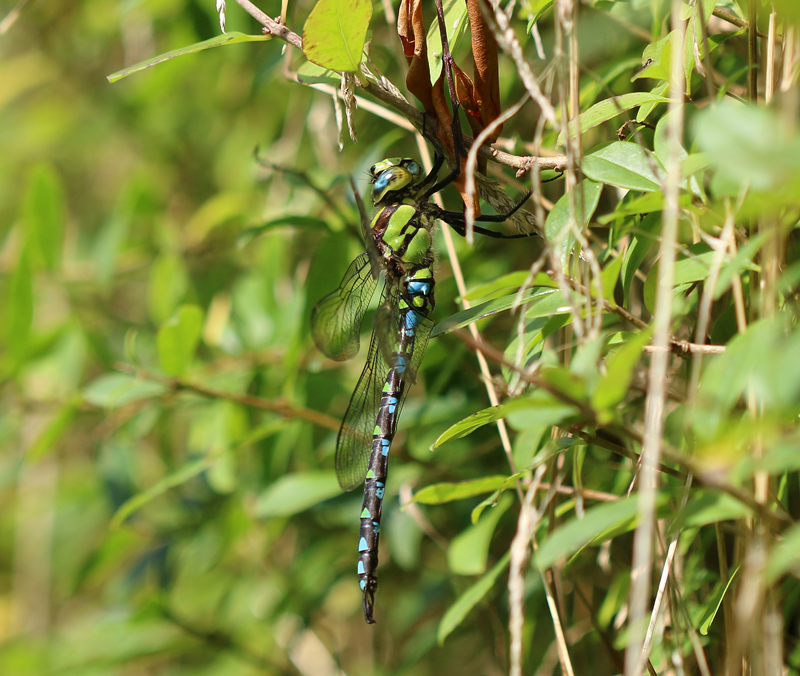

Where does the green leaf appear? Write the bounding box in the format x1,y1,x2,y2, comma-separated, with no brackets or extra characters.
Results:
111,420,287,527
157,305,204,376
302,0,372,72
678,492,753,528
427,0,470,82
654,109,703,197
557,93,671,146
504,390,579,431
637,82,669,122
632,30,675,83
111,456,218,529
599,249,623,305
255,471,342,517
447,494,512,575
621,212,660,304
597,191,695,223
107,32,272,83
643,246,718,314
432,287,564,337
296,60,342,85
464,272,556,301
3,245,34,359
413,476,507,504
544,180,603,271
697,319,800,437
698,566,740,635
591,329,652,418
23,163,65,271
83,373,168,408
766,522,800,583
528,0,555,24
438,551,511,644
432,407,507,449
694,101,800,195
582,141,666,192
237,216,331,249
148,254,189,325
536,493,670,570
28,396,81,462
713,229,767,299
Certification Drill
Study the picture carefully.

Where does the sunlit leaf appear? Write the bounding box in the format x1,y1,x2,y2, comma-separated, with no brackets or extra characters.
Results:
544,180,603,271
698,566,740,635
83,373,168,409
591,329,652,418
536,493,671,570
431,406,507,448
413,476,507,504
107,32,272,82
582,141,666,192
302,0,372,72
557,93,671,146
432,287,563,337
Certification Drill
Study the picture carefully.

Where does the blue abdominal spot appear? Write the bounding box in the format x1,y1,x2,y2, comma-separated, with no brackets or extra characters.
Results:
407,281,431,295
404,312,422,329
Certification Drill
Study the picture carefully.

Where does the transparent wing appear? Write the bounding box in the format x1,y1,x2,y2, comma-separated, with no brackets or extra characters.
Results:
335,287,434,491
311,253,379,361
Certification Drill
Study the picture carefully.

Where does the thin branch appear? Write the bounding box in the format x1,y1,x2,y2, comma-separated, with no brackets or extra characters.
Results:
643,342,726,355
567,428,686,481
115,363,341,431
712,7,780,44
560,275,726,355
233,0,566,176
451,329,597,420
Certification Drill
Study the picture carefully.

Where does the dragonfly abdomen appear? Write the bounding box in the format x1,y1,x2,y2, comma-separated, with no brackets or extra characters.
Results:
357,367,405,624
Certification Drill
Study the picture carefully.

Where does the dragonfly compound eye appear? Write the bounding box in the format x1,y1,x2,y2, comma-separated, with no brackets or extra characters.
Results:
404,160,421,178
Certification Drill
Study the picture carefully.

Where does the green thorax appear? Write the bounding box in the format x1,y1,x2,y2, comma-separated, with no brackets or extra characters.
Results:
368,158,434,274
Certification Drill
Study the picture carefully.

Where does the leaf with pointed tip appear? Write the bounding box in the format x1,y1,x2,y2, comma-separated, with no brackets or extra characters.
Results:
107,32,272,83
302,0,372,72
413,476,507,504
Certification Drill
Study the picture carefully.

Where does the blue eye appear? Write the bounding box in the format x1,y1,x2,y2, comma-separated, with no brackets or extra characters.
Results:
407,161,420,176
374,174,390,192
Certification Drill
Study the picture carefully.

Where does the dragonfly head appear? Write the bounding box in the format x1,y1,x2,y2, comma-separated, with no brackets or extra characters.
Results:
370,158,422,205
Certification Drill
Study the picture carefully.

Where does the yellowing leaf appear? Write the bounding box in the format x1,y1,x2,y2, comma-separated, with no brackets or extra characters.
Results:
302,0,372,72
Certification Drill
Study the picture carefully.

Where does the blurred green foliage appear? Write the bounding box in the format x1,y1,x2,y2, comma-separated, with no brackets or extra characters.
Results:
2,0,800,674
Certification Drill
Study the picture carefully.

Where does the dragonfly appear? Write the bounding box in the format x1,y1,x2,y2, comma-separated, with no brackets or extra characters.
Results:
311,136,536,624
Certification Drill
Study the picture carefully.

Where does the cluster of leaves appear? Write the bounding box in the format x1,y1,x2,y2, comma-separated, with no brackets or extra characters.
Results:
2,0,800,674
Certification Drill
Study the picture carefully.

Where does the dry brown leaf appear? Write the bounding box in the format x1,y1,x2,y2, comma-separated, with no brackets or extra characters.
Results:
466,0,502,141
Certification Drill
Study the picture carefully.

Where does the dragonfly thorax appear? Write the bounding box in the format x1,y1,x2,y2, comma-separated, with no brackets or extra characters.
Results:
371,204,434,273
370,158,422,205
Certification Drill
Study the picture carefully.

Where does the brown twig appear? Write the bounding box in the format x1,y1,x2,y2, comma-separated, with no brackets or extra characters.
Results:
115,363,341,431
712,7,780,44
559,275,726,355
567,428,686,481
451,329,597,420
